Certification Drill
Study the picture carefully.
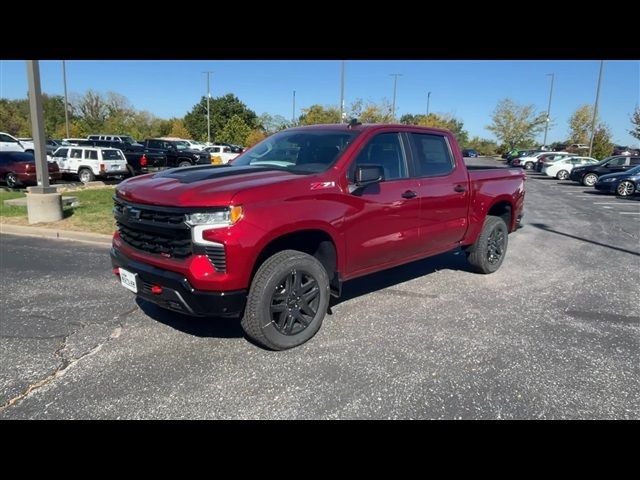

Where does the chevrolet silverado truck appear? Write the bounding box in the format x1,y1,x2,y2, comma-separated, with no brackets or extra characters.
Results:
111,123,525,350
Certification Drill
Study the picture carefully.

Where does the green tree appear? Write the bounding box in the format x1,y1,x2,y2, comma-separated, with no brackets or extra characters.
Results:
348,98,394,123
486,98,546,150
184,94,257,142
245,129,267,147
591,122,614,160
298,104,341,125
168,119,190,138
630,106,640,141
568,104,593,144
400,113,423,125
417,113,469,145
464,136,500,156
217,115,252,146
258,113,290,134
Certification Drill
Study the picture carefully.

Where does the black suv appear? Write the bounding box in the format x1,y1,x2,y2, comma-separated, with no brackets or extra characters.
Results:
569,155,640,186
142,139,211,168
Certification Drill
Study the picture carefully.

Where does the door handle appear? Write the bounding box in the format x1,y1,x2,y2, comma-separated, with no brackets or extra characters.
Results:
401,190,418,199
454,185,467,193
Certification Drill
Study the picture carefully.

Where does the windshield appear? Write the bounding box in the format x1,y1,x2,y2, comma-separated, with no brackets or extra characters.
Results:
625,164,640,175
232,129,360,173
120,136,137,144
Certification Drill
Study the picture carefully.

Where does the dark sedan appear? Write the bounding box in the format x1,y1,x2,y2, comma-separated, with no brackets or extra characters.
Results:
462,148,479,158
569,156,640,186
595,164,640,197
0,151,60,188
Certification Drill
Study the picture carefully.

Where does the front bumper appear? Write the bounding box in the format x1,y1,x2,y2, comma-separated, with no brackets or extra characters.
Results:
594,183,617,193
111,247,246,318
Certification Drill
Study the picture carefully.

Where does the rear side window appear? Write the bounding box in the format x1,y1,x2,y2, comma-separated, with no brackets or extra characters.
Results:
102,150,124,160
147,140,162,149
630,158,640,166
84,150,98,160
410,133,455,177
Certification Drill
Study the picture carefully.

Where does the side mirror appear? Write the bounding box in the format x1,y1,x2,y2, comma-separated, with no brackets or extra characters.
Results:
355,165,384,186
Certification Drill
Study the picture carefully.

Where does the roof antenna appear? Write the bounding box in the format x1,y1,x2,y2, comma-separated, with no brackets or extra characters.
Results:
347,118,361,129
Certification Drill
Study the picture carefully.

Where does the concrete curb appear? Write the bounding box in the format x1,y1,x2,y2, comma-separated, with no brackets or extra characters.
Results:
0,224,112,246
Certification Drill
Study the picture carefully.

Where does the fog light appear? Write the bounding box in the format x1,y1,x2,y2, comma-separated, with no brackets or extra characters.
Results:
151,285,163,295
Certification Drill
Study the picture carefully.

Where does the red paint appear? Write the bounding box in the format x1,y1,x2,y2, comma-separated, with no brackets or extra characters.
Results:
112,124,525,294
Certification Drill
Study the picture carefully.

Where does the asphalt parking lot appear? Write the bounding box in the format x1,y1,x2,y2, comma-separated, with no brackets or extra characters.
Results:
1,158,638,419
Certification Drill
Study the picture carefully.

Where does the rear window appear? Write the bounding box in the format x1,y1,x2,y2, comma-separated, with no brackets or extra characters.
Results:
102,150,124,160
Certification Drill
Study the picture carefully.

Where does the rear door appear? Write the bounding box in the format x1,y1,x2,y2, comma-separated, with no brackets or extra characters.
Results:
343,131,423,274
408,132,469,251
68,148,84,173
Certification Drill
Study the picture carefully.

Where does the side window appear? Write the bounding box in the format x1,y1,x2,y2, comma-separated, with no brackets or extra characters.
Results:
70,149,83,159
147,140,160,149
410,133,455,177
630,158,640,166
349,132,408,182
607,157,626,167
84,150,98,160
54,148,68,158
0,134,16,142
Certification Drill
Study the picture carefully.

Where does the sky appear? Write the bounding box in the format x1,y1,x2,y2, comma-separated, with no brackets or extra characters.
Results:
1,60,638,146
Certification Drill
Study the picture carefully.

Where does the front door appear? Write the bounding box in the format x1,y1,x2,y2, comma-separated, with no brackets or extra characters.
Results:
343,132,422,275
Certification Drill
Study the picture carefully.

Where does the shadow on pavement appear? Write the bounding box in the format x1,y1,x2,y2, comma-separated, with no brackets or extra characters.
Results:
332,249,471,307
136,297,245,339
529,223,640,257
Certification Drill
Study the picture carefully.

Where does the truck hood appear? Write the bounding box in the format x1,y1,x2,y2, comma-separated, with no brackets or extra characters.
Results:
116,165,305,207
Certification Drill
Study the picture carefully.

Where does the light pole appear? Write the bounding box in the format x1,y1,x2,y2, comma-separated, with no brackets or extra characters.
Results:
588,61,605,158
542,73,555,148
62,60,70,138
339,60,345,123
25,60,63,223
292,90,296,124
390,73,402,121
426,91,431,117
203,71,213,144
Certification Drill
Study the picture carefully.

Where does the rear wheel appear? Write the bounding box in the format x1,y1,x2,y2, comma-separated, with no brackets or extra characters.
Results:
241,249,330,350
616,180,636,197
556,170,569,180
78,168,95,183
466,216,509,274
5,172,19,189
524,162,534,170
583,173,598,187
177,160,191,168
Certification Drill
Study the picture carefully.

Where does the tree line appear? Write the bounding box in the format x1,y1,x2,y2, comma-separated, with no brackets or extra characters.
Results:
1,90,638,157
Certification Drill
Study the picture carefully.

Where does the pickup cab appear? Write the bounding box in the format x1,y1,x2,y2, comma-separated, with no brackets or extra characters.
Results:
111,123,525,350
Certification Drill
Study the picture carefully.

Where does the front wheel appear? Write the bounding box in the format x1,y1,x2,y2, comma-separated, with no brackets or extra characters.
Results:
583,173,598,187
466,216,509,274
241,249,331,350
524,162,534,170
177,160,191,168
617,180,636,197
556,170,569,180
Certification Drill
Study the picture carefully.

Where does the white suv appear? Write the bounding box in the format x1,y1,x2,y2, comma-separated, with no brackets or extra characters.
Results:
51,146,129,183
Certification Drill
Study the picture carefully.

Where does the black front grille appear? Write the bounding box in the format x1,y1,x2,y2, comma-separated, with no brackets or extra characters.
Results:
117,222,192,258
114,198,193,258
205,246,226,272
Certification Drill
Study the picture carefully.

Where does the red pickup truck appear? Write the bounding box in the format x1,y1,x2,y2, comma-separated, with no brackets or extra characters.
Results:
111,123,525,350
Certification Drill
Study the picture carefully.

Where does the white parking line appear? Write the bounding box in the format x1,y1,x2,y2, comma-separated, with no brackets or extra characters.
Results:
619,212,640,215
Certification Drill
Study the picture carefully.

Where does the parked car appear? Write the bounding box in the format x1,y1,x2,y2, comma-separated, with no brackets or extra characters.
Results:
111,123,525,350
0,151,61,188
204,145,239,164
141,138,211,168
542,156,599,179
511,151,554,169
534,152,571,172
507,150,544,165
567,143,589,153
70,139,164,175
87,134,142,146
215,142,244,154
0,132,27,152
461,148,479,158
594,164,640,197
569,156,640,186
158,137,205,151
52,146,129,183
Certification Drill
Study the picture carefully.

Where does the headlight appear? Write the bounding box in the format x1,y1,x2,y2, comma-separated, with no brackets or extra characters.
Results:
602,178,618,183
185,206,244,227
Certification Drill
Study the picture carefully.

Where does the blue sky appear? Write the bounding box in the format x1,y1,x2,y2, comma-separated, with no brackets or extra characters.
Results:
1,60,638,146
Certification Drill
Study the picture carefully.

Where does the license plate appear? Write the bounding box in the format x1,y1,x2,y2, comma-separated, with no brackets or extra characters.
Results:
119,268,138,293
